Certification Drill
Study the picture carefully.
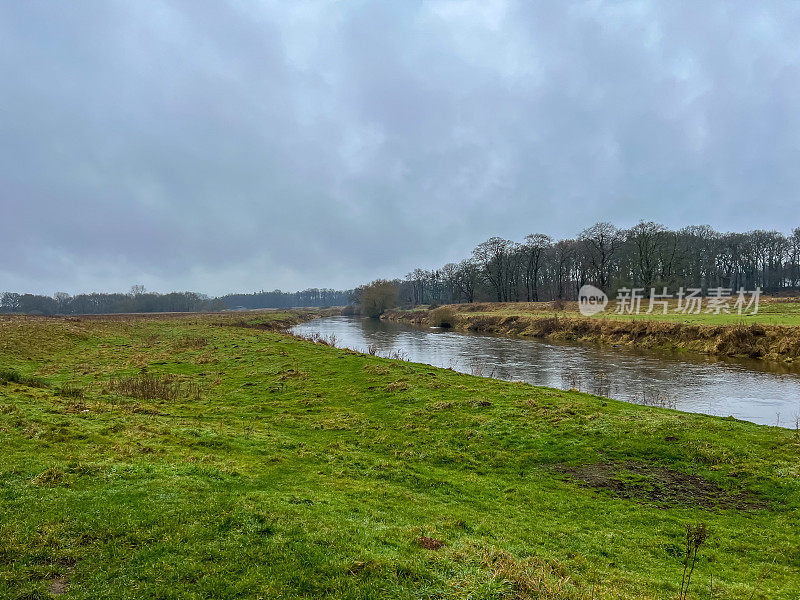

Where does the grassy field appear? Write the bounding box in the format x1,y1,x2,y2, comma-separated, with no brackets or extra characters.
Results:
0,312,798,598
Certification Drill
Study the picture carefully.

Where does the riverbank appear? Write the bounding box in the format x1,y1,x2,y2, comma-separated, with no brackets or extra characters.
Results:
382,299,800,362
0,311,798,598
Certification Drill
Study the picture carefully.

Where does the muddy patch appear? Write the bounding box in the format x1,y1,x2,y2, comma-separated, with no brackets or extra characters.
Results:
555,461,764,510
417,536,445,550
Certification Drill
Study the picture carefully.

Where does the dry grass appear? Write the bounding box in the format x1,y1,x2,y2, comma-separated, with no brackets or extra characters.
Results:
109,372,201,402
448,545,580,599
56,382,84,398
30,467,67,488
480,547,573,599
386,379,409,392
173,335,208,350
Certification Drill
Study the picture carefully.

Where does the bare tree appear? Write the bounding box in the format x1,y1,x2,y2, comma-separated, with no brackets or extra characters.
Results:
522,233,552,301
552,239,576,299
473,237,513,301
455,260,478,303
628,221,666,287
579,222,623,291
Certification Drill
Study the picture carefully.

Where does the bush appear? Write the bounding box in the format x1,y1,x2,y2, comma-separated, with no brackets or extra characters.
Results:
429,307,456,328
360,280,399,318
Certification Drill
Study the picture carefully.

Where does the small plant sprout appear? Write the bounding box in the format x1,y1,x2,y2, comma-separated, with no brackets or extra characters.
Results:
679,522,708,600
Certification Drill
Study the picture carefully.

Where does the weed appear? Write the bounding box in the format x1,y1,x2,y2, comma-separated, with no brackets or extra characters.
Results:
561,371,581,391
295,332,338,347
468,357,484,376
679,522,708,600
384,349,409,361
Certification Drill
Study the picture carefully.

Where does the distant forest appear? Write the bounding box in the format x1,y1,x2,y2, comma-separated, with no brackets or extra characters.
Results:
219,289,351,310
0,288,352,316
0,290,225,316
354,222,800,307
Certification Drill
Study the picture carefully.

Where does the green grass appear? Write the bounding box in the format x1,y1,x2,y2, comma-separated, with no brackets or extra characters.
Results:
0,312,798,598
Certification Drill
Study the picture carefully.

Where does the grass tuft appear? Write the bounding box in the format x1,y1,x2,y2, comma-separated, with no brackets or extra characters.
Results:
0,368,49,388
109,372,201,402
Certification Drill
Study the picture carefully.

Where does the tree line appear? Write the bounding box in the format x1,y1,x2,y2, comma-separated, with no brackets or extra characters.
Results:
354,222,800,308
219,288,351,309
7,222,798,316
0,289,226,315
0,287,353,315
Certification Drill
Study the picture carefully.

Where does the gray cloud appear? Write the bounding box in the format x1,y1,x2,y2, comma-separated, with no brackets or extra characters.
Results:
2,0,800,295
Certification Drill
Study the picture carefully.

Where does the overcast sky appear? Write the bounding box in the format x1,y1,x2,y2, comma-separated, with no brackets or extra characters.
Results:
3,1,800,295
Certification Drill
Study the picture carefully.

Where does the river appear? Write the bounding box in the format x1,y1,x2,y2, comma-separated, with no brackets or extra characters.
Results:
290,316,800,427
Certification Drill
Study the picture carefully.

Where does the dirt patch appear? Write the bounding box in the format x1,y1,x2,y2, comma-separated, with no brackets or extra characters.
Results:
555,461,764,510
49,576,69,595
417,536,445,550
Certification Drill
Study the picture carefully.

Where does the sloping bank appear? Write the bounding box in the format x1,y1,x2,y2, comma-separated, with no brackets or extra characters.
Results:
213,307,340,331
381,306,800,362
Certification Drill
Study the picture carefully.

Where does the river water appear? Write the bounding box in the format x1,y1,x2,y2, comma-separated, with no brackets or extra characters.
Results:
290,316,800,427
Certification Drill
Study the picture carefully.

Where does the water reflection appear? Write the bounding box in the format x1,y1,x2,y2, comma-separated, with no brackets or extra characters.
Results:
291,316,800,427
